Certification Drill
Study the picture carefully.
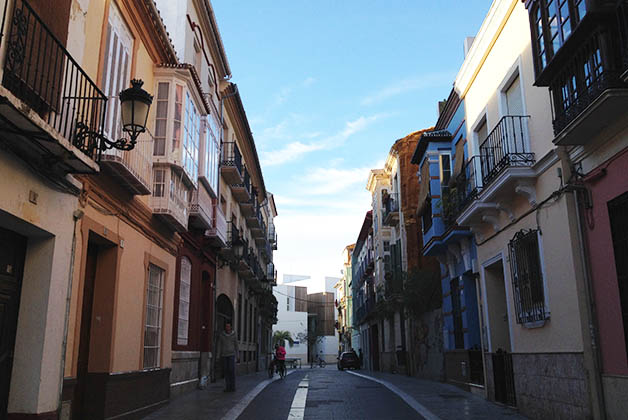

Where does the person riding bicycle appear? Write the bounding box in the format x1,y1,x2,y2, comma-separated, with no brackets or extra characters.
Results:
274,343,286,375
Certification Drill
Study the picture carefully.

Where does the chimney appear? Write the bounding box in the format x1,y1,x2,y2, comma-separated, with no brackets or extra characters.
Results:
463,37,475,58
438,100,447,116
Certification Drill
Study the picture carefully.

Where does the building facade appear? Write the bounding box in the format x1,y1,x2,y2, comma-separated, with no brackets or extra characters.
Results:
452,0,593,417
521,1,628,418
412,91,484,391
335,244,355,354
273,284,308,364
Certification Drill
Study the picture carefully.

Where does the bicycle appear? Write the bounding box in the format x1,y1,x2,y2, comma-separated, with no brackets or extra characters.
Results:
268,353,275,378
277,360,286,379
310,355,327,368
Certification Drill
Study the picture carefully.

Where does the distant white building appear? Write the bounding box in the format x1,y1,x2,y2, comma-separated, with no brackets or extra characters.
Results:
273,284,308,364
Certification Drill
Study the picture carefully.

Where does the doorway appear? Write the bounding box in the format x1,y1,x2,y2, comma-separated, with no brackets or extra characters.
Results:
370,324,380,371
483,258,516,407
0,228,27,419
73,243,98,419
215,294,234,379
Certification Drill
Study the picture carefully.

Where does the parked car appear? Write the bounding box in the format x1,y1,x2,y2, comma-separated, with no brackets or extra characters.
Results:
337,352,360,370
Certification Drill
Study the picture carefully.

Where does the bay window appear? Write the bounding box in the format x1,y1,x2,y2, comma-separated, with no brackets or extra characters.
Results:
204,114,220,194
183,92,200,182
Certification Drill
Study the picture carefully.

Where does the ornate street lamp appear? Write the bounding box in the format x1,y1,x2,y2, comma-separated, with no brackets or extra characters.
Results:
75,79,153,152
118,79,153,149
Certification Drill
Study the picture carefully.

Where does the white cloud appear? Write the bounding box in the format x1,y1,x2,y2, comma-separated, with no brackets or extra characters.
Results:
274,86,292,105
260,114,384,167
299,167,371,195
303,77,316,87
360,72,455,106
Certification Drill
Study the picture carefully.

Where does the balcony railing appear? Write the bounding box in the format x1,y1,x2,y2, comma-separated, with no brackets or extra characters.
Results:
227,221,241,247
550,28,625,136
231,166,252,202
268,223,277,250
205,202,227,247
220,141,243,184
383,192,400,226
1,0,107,162
454,155,483,216
149,190,188,232
189,185,213,229
100,125,152,194
479,115,534,186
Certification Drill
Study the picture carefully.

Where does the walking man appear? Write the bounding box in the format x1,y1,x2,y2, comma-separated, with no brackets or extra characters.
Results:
217,322,238,392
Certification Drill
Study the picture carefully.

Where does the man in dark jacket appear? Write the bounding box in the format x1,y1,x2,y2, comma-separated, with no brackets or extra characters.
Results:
217,323,239,392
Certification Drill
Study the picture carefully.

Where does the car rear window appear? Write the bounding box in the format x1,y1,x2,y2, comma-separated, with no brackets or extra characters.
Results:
342,353,357,360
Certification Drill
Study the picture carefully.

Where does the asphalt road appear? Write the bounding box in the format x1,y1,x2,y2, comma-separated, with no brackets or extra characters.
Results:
237,366,425,420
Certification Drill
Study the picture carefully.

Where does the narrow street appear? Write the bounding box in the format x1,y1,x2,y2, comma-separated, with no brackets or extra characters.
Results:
238,368,425,420
145,366,527,420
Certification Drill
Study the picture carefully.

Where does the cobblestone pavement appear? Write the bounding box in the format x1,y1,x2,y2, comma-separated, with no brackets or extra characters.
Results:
143,365,529,420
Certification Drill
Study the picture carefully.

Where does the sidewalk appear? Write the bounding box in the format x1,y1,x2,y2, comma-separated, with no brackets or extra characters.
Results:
142,370,281,420
349,370,528,420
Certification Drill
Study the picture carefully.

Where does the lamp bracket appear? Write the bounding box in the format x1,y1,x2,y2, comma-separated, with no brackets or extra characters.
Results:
75,122,137,152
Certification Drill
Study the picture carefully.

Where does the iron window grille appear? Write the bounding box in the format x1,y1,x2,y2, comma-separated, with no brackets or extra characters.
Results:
509,229,547,324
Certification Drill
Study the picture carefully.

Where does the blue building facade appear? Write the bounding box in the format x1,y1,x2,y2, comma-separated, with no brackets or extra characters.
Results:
411,90,484,389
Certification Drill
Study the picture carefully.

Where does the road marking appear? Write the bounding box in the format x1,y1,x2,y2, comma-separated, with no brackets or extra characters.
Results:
221,369,295,420
347,371,442,420
287,374,309,420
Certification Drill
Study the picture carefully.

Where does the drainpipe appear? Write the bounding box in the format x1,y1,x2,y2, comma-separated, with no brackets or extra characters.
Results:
569,185,607,420
558,147,606,419
57,209,84,415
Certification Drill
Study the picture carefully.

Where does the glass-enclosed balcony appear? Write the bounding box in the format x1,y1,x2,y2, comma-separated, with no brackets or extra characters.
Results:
189,184,213,229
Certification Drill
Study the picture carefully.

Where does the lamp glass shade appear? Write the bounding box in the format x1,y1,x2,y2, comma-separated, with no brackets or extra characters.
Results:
119,79,153,141
121,100,150,134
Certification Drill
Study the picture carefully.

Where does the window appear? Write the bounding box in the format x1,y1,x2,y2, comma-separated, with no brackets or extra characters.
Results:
101,2,132,141
422,197,433,234
608,191,628,360
476,119,488,146
450,278,464,349
243,298,248,342
509,229,547,324
177,257,191,346
237,293,242,341
183,92,200,181
439,154,451,185
204,115,220,193
531,0,587,71
153,168,165,197
144,264,164,369
287,296,290,311
154,83,169,155
173,85,183,152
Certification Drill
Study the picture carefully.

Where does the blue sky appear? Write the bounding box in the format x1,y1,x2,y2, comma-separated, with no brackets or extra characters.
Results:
212,1,492,285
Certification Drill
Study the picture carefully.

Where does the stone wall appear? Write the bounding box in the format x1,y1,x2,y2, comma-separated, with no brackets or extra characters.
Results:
170,351,200,398
486,352,591,420
409,309,444,380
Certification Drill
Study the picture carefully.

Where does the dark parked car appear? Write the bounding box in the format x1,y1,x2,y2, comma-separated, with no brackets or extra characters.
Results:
337,352,360,370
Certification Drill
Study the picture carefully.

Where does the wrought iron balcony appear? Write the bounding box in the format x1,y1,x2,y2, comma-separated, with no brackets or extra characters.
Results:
479,116,534,187
231,165,251,202
382,192,400,226
266,262,276,284
268,223,277,250
453,156,483,217
240,186,257,216
246,204,263,233
219,221,242,262
205,202,228,247
0,0,107,173
220,141,243,184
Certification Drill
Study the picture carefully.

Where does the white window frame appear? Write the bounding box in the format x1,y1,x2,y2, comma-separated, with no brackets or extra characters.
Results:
102,2,133,141
144,263,164,369
177,257,192,346
183,91,200,183
439,153,452,185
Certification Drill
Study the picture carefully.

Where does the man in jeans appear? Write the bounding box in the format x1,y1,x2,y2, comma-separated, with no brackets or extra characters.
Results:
217,323,238,392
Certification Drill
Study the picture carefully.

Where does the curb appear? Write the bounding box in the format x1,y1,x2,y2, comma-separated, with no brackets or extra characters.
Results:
221,369,297,420
346,371,442,420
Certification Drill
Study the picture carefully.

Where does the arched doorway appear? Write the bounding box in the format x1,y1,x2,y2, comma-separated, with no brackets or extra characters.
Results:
214,294,234,380
216,294,234,329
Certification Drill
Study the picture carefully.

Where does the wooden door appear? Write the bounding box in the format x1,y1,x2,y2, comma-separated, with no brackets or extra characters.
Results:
73,243,98,419
0,228,27,419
